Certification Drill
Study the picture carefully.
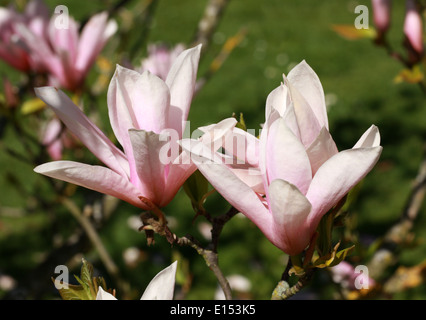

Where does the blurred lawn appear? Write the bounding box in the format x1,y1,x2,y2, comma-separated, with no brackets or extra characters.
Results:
0,0,425,299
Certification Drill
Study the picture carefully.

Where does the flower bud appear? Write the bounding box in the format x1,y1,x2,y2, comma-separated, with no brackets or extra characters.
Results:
372,0,392,34
404,0,424,55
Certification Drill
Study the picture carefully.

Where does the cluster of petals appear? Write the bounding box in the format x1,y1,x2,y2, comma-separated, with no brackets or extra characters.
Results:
0,0,117,91
34,44,236,210
181,61,382,256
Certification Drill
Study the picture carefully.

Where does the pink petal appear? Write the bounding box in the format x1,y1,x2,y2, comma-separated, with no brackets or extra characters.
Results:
35,87,129,178
266,117,312,195
107,65,140,146
48,17,79,65
128,129,168,206
162,160,196,207
165,44,202,135
107,66,144,186
353,125,381,149
284,74,322,147
222,127,260,167
226,164,264,194
287,60,328,130
131,71,171,133
42,117,64,160
164,117,237,207
24,0,50,21
372,0,392,33
265,83,290,119
306,146,383,232
141,261,177,300
180,139,273,232
75,12,117,74
404,0,423,54
306,127,338,175
268,179,312,255
34,161,146,209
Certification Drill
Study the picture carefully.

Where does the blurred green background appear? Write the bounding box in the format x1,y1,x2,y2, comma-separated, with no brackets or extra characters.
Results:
0,0,425,299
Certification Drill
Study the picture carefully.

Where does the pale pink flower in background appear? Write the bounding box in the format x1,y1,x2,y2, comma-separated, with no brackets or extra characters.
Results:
215,274,252,300
403,0,424,55
41,117,64,161
17,10,117,91
330,261,375,290
181,61,382,256
41,117,76,160
0,0,117,91
96,261,178,300
34,45,236,210
0,0,50,72
371,0,392,34
137,43,186,81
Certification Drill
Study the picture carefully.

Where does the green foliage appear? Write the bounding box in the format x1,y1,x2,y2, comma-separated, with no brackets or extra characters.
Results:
53,259,111,300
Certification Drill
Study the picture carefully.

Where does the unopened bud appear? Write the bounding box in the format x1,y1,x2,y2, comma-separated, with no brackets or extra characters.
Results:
372,0,392,34
404,0,424,55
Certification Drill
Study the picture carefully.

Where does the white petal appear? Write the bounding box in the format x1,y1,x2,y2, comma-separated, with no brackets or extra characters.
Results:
269,179,312,255
96,287,117,300
141,261,178,300
287,60,328,129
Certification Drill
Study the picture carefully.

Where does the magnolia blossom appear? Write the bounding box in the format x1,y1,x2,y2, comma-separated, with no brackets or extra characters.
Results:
371,0,392,34
41,116,76,160
137,43,186,81
17,7,117,91
330,261,375,290
182,61,382,256
403,0,423,55
0,0,50,72
34,45,236,210
97,261,177,300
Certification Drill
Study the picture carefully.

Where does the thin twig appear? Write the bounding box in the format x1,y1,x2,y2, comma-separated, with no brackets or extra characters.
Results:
210,206,239,252
367,146,426,280
60,197,130,296
271,269,315,300
192,0,231,53
175,234,233,300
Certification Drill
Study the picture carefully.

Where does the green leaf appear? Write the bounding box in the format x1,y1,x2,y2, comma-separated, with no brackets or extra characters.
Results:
394,65,424,84
234,112,247,131
312,243,355,269
183,170,209,210
52,278,92,300
80,258,94,286
329,245,355,267
289,254,305,276
53,258,111,300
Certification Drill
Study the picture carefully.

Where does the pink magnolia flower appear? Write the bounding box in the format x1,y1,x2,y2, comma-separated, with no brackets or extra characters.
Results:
403,0,423,55
96,261,177,300
0,0,50,72
137,43,186,81
17,9,117,91
182,61,382,256
330,261,375,290
34,45,236,210
41,116,77,160
371,0,392,34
